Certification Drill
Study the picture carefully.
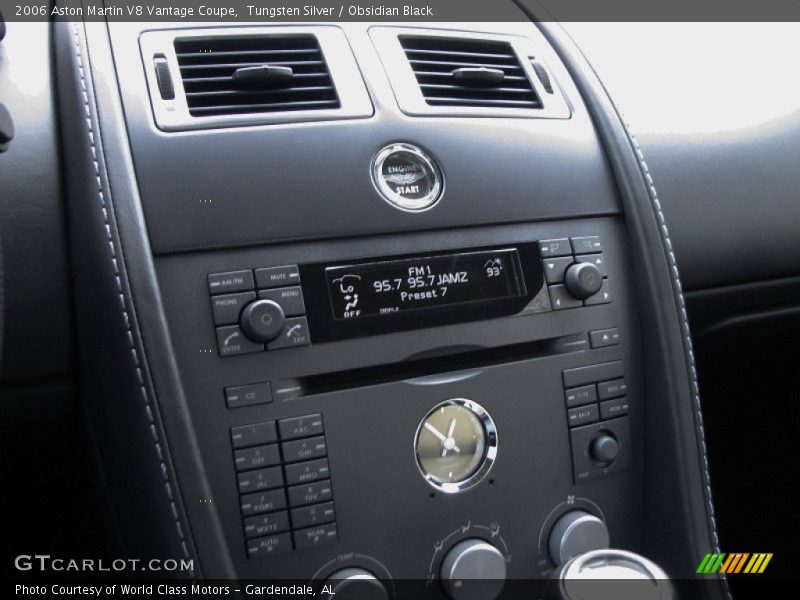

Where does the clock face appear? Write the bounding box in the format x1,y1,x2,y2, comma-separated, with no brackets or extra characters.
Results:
414,399,497,493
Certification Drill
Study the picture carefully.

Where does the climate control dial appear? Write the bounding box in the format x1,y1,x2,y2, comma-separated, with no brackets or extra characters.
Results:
440,538,507,600
548,510,610,565
321,568,388,600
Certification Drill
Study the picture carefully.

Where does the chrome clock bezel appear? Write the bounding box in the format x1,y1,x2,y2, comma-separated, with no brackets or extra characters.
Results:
414,398,498,494
371,142,443,212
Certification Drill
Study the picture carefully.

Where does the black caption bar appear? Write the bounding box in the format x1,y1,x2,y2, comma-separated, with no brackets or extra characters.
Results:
2,0,800,22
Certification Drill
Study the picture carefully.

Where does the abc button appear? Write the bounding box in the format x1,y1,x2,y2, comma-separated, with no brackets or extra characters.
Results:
278,414,324,441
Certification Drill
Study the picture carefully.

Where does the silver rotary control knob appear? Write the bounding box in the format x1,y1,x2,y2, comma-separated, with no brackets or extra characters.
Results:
548,511,610,565
240,299,285,342
322,568,388,600
564,262,603,300
440,538,507,600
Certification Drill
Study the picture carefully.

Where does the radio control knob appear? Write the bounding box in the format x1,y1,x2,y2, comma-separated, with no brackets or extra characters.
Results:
548,511,610,565
440,539,507,600
564,263,603,300
322,568,388,600
590,433,620,467
240,299,285,342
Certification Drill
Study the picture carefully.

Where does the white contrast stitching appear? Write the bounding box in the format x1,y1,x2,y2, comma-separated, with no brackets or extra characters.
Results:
70,23,191,563
613,110,731,597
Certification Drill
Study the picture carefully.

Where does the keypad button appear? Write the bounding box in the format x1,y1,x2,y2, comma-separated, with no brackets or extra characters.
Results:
279,414,324,441
288,480,333,507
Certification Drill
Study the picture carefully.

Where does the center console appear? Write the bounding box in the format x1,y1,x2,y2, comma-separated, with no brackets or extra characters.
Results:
54,11,728,600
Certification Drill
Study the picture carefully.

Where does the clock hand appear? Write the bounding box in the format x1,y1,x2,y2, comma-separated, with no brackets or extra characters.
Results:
424,422,446,442
447,418,457,438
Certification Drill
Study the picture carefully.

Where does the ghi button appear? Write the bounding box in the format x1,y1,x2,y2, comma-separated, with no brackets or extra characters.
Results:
268,317,310,350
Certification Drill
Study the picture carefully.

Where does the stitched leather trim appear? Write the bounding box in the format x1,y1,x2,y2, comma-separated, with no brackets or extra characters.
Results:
70,22,191,564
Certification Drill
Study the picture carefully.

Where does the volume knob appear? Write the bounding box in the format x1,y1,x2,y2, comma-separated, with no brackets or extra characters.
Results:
440,539,507,600
240,299,285,342
564,263,603,300
322,568,388,600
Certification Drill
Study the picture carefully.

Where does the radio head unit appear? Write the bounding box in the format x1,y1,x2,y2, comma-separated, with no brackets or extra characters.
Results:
301,243,546,343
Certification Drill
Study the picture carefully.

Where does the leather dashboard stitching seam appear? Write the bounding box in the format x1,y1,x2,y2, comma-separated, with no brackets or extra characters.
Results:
612,110,731,596
70,22,191,563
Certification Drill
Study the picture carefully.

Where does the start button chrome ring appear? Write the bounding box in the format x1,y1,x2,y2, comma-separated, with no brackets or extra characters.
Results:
371,142,443,211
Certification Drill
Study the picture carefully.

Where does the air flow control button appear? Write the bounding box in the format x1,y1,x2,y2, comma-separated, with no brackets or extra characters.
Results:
539,238,571,258
570,236,602,255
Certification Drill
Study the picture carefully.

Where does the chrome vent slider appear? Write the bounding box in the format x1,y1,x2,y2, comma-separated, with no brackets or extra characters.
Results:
398,35,541,109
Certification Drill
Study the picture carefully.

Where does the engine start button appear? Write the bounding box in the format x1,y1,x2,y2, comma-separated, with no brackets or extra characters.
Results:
371,142,442,211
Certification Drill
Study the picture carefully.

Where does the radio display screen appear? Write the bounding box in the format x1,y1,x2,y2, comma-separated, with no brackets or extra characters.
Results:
324,249,525,320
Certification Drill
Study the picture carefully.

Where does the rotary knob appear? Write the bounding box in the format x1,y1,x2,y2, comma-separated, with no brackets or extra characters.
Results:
564,263,603,300
590,433,620,467
548,511,610,565
322,568,388,600
240,299,285,342
440,539,507,600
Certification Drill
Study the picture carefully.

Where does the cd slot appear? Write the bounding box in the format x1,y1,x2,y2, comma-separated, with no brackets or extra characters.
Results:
273,332,588,398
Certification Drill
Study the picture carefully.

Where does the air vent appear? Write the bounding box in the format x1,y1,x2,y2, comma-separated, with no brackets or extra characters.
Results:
174,35,340,117
399,36,542,109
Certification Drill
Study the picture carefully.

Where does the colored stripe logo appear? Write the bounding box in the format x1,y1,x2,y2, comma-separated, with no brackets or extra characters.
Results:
697,553,773,574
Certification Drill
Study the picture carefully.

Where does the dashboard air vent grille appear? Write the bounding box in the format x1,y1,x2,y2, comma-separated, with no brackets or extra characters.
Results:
174,35,340,117
399,36,541,109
